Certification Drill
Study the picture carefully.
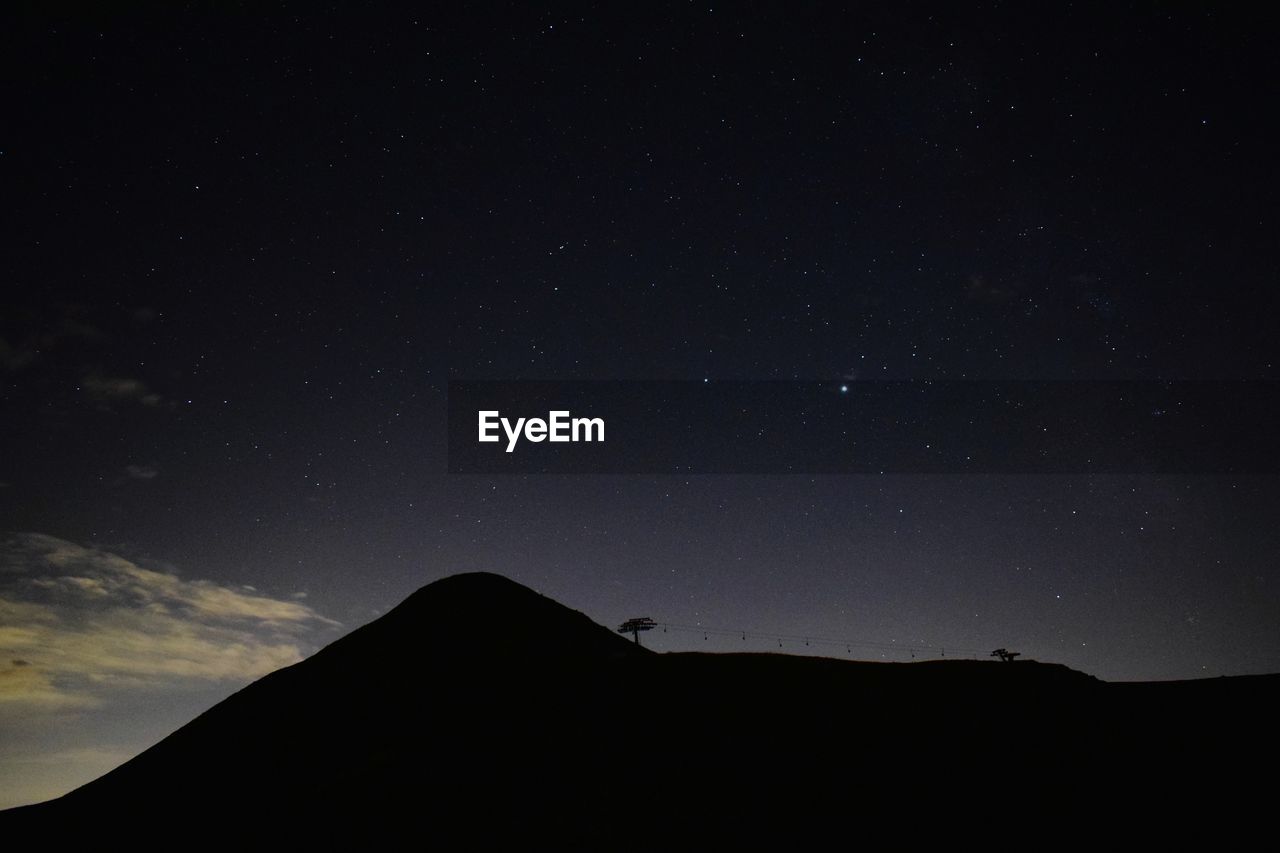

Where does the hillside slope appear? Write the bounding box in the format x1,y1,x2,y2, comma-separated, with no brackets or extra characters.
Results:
5,572,1276,841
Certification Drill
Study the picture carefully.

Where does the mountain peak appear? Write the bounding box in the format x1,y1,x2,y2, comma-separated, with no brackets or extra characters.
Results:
330,571,645,663
403,570,541,602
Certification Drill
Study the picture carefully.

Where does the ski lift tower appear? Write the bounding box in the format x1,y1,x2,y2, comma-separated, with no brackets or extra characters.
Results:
618,617,657,646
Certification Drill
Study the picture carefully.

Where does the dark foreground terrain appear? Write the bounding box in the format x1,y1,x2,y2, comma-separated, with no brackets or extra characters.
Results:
4,573,1276,843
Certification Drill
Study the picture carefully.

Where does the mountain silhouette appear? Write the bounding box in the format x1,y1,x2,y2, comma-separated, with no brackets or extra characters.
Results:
4,572,1276,842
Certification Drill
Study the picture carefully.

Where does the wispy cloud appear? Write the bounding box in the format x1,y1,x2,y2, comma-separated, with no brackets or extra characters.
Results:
80,373,163,408
0,533,339,710
0,306,103,374
0,657,99,710
0,336,39,372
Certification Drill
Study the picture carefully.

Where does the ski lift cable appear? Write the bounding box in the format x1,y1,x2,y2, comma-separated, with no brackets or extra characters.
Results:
637,621,987,657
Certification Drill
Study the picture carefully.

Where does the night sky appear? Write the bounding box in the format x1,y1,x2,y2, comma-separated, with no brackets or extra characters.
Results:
3,2,1279,807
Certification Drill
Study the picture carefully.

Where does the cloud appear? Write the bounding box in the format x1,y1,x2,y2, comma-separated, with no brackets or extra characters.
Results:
0,660,99,710
0,306,104,373
0,335,38,372
81,373,163,407
125,464,159,480
0,533,338,711
965,272,1020,305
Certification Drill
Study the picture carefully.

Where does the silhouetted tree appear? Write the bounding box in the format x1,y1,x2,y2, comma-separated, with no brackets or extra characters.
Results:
991,648,1021,662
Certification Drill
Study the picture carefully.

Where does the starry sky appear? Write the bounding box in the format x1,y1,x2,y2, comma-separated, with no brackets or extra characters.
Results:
2,2,1279,808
